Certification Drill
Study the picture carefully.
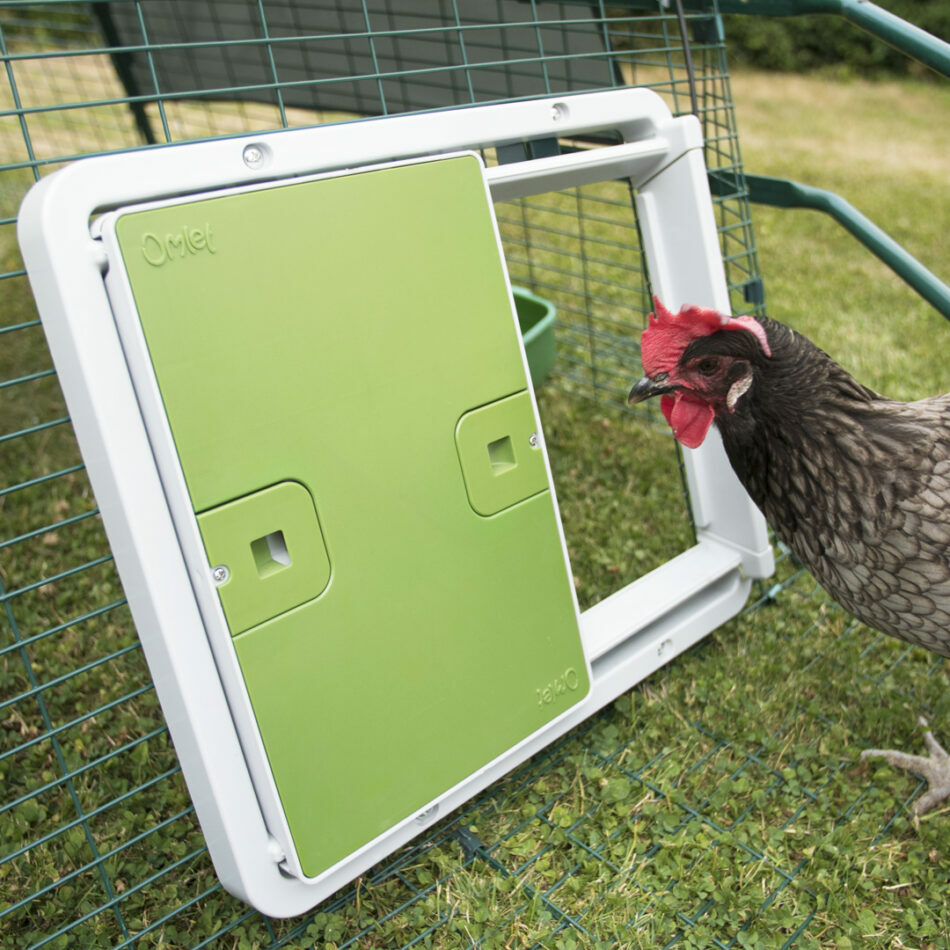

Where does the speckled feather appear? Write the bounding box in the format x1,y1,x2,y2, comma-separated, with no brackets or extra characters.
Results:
709,317,950,658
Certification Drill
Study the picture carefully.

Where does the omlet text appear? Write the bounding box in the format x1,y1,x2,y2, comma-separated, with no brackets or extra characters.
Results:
536,667,580,706
141,224,216,267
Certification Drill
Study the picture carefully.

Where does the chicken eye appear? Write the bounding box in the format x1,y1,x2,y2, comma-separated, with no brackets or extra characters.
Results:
696,357,719,376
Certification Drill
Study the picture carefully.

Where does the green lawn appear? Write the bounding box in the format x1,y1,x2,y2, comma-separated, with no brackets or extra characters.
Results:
3,62,950,949
729,70,950,400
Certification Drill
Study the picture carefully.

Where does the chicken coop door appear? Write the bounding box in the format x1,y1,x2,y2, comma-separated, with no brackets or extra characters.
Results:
17,88,773,916
100,152,590,882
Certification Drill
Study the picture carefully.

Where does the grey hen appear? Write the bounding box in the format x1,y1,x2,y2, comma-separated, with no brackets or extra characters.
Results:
628,298,950,814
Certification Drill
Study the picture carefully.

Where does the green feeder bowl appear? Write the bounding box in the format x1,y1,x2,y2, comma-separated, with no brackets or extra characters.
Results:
513,286,556,385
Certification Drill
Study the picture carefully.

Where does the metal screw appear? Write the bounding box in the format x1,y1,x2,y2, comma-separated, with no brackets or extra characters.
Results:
551,101,569,122
415,805,439,825
212,565,230,584
529,432,539,448
242,143,266,168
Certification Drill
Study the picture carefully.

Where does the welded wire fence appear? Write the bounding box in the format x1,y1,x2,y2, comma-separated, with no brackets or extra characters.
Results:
0,3,764,947
4,2,946,948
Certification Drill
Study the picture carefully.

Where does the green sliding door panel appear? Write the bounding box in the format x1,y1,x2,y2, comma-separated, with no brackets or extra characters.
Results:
111,155,589,879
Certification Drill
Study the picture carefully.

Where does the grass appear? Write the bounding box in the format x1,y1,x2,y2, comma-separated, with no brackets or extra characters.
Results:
2,45,950,950
728,71,950,401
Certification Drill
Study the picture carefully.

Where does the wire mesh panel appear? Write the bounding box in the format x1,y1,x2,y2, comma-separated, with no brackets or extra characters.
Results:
0,2,821,946
92,0,617,122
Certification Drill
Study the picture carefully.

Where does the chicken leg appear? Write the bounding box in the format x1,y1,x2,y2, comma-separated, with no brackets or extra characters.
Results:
860,718,950,816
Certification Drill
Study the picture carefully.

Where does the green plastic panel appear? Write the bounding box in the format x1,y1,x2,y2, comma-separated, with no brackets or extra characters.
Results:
196,481,330,635
112,155,589,879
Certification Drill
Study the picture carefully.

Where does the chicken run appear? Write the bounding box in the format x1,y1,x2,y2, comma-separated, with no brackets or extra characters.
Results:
3,1,950,947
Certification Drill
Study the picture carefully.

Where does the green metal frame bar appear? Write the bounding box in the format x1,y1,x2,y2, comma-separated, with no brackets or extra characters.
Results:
686,0,950,79
682,0,950,318
748,175,950,320
710,172,950,321
613,1,949,78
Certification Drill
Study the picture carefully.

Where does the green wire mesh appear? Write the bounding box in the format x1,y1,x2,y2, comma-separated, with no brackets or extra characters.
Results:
7,3,941,948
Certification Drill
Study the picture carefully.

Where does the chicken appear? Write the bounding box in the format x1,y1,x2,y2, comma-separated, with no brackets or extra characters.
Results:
627,297,950,815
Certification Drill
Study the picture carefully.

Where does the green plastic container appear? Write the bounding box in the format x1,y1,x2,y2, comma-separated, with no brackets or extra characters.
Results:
513,286,556,385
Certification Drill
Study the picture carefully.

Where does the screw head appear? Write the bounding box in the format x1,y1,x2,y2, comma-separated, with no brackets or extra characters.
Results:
529,432,539,448
242,143,268,168
212,565,230,584
415,804,439,825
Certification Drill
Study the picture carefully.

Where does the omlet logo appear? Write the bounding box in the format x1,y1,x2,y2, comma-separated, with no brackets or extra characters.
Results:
141,224,216,267
536,667,580,707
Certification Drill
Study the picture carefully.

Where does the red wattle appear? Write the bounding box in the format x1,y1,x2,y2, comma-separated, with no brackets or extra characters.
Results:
664,392,714,449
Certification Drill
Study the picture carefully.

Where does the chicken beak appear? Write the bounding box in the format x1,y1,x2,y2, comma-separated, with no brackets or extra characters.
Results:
627,373,673,405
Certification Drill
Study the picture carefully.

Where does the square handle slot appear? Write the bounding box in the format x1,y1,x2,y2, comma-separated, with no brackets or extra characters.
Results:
197,481,330,635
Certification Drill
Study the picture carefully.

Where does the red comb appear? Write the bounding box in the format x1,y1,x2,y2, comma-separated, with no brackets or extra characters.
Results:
640,297,771,377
